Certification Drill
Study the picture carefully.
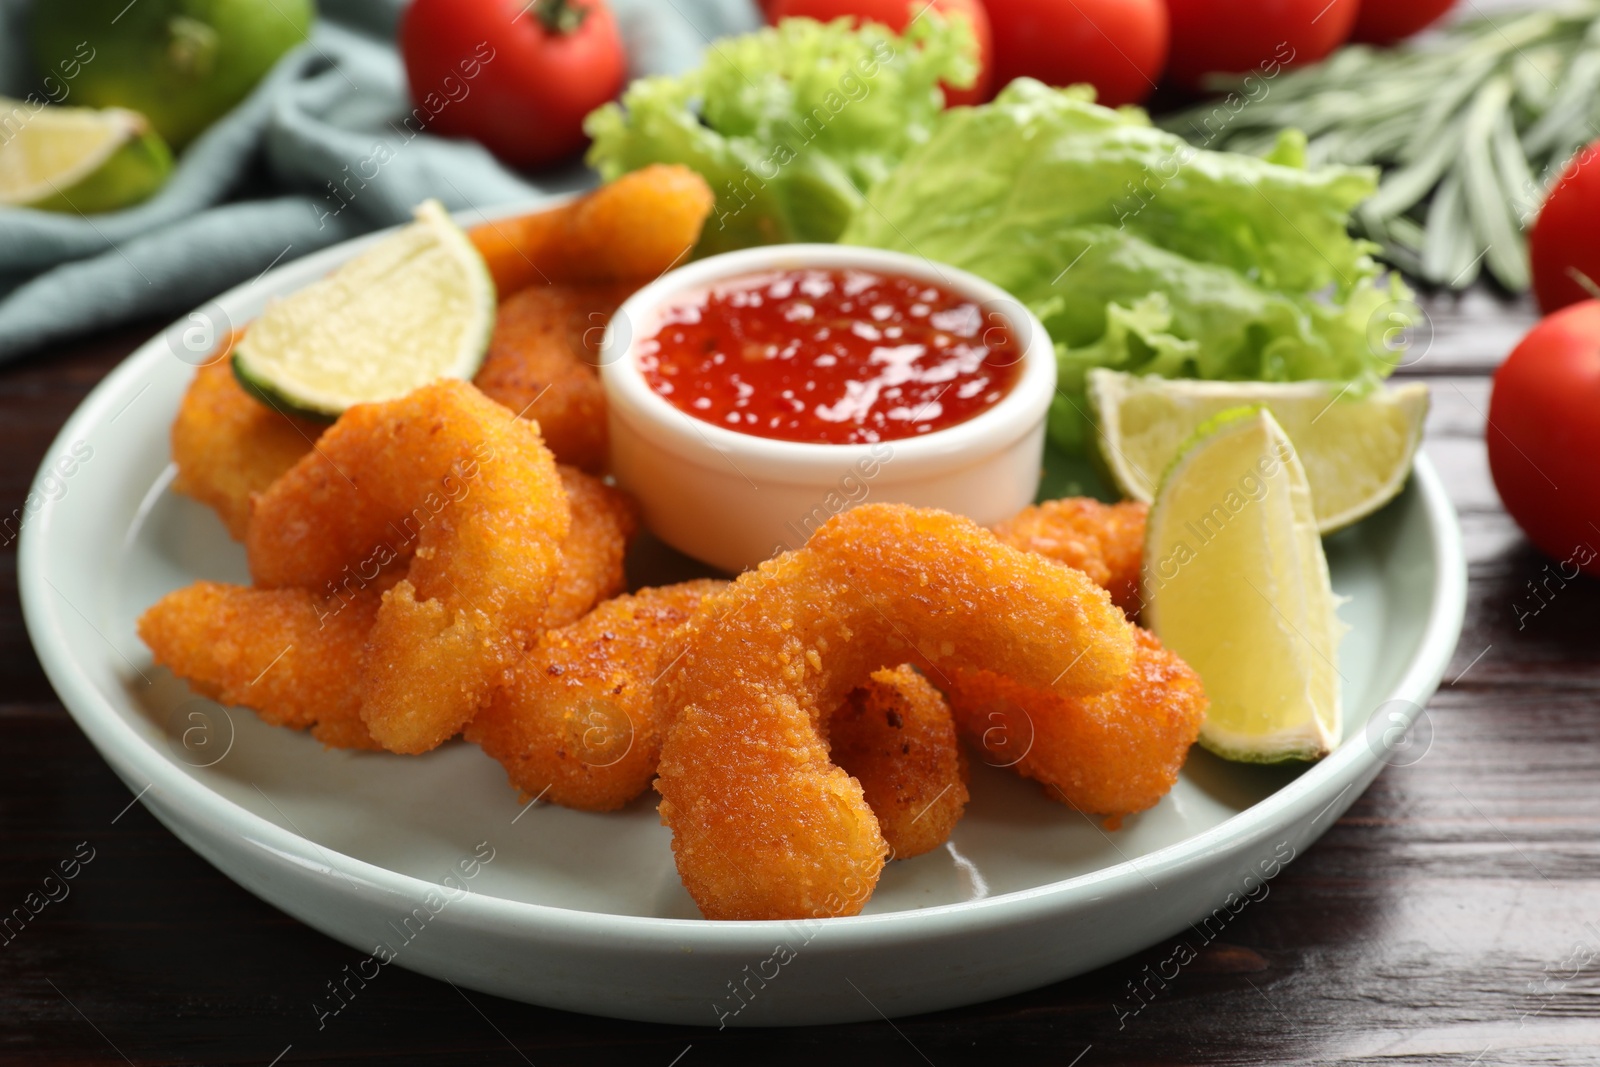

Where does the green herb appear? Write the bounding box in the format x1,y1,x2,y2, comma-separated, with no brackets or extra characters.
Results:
1167,2,1600,290
841,79,1410,454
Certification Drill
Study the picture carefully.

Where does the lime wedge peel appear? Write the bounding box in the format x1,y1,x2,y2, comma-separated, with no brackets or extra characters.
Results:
233,199,496,420
1088,370,1429,534
0,97,172,213
1143,407,1347,763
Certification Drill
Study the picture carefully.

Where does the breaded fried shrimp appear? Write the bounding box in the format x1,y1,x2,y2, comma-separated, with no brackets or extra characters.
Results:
947,628,1207,820
305,464,635,632
247,380,570,754
467,580,725,812
144,462,627,755
654,503,1136,921
474,284,636,474
992,498,1148,615
828,666,968,860
170,357,319,539
138,581,382,750
546,466,639,628
469,164,715,296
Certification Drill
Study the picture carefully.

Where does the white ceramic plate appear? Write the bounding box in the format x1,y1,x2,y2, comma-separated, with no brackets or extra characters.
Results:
19,211,1466,1027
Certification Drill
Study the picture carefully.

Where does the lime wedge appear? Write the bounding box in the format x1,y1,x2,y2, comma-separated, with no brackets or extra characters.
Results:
1088,370,1429,533
233,200,496,420
0,98,172,212
1143,407,1345,762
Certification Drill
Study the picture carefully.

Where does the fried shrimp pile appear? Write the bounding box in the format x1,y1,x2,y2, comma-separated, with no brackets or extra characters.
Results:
139,581,384,751
473,283,636,474
469,164,715,297
992,498,1149,615
654,503,1137,921
467,579,726,812
947,628,1207,821
247,380,570,755
140,465,632,753
170,356,319,539
143,160,1213,925
473,583,971,833
827,666,968,861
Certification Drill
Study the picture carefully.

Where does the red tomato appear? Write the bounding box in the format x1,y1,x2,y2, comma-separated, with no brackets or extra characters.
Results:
1351,0,1457,45
1487,301,1600,579
767,0,993,106
400,0,625,170
983,0,1168,107
1530,141,1600,314
1164,0,1358,91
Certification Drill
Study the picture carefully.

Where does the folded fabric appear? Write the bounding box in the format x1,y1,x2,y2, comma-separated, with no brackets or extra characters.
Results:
0,0,761,361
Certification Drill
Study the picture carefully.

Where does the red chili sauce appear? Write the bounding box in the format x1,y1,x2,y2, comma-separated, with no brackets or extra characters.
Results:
636,268,1022,445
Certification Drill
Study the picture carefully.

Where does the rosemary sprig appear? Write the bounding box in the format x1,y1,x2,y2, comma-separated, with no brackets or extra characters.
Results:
1167,1,1600,290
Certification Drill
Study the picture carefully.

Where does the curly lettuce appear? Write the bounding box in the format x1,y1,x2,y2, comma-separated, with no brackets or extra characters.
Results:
841,80,1413,453
584,14,973,256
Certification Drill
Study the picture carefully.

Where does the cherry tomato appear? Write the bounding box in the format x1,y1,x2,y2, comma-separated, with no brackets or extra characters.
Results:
768,0,993,106
1530,141,1600,314
1164,0,1358,91
1487,300,1600,579
400,0,625,170
1351,0,1457,45
983,0,1168,107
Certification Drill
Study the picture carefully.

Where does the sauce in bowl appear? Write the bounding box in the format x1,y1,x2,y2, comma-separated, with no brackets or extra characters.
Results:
636,268,1022,445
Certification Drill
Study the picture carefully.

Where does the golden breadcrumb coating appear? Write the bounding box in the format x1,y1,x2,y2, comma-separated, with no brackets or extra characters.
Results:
169,356,321,540
473,283,635,475
992,498,1149,615
468,580,726,812
654,503,1136,921
246,380,569,754
828,666,968,861
947,627,1207,821
138,580,384,750
469,164,714,297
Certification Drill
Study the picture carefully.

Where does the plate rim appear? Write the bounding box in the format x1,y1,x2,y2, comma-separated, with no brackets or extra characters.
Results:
19,205,1468,951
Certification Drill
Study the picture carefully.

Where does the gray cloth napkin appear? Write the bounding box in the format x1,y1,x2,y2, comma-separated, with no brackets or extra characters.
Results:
0,0,761,360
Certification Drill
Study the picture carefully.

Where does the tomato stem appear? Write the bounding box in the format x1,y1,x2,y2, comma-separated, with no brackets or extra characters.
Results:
531,0,589,34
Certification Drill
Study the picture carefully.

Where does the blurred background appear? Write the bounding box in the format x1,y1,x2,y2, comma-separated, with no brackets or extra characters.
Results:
5,0,1597,362
0,0,760,358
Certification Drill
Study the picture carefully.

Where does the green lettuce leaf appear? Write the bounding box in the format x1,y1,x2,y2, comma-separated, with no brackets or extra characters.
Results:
584,15,972,257
840,79,1413,453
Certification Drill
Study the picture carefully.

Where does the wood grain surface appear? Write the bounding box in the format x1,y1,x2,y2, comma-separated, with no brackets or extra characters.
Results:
4,265,1600,1067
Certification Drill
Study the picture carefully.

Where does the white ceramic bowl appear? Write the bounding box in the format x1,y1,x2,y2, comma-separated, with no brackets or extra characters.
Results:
599,244,1055,572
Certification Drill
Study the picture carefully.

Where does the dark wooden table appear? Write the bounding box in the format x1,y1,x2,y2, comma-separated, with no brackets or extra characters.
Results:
2,286,1596,1066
